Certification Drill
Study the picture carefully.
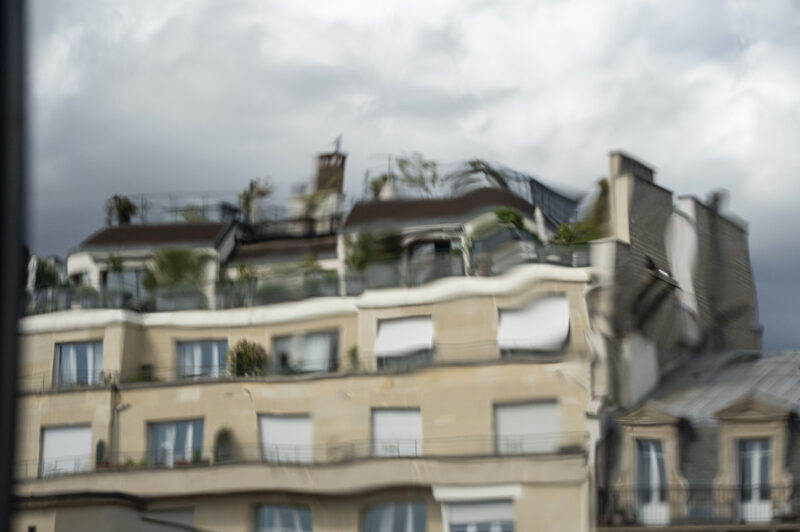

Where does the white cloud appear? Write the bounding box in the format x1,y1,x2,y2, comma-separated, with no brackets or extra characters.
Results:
28,0,800,348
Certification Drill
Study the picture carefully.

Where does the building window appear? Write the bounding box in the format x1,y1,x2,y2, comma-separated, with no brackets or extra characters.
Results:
738,438,771,522
40,425,92,477
372,409,423,457
374,317,434,371
147,419,204,467
259,415,313,464
177,340,228,379
497,295,570,356
272,331,338,375
444,500,514,532
363,501,426,532
494,401,560,454
257,506,312,532
53,341,103,388
636,439,668,525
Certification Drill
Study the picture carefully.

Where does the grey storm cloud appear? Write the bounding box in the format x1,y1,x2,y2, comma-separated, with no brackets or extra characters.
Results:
28,0,800,349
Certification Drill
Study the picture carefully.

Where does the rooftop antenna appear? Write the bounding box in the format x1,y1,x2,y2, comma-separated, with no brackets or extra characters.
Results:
333,134,342,153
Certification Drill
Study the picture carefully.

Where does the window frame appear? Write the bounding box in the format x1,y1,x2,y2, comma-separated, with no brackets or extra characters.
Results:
635,438,667,503
371,408,423,458
146,418,205,468
442,499,515,532
258,413,314,464
493,400,560,455
255,504,313,532
39,423,92,478
271,329,340,375
52,340,104,389
374,317,435,372
175,339,229,380
496,294,571,358
361,500,427,532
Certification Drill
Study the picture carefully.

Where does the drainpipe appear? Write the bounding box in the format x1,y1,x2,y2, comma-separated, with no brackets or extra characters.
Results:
109,382,131,464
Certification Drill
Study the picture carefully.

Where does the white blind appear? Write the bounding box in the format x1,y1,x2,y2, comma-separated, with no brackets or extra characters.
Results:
372,409,423,457
259,415,313,464
497,295,570,351
41,425,92,476
445,500,514,524
495,401,560,454
374,317,433,359
301,333,333,372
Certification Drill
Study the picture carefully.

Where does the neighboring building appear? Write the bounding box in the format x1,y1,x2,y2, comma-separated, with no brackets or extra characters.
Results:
598,349,800,529
13,151,766,532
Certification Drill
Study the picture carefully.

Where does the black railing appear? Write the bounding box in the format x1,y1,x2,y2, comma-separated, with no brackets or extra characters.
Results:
25,245,590,316
17,432,587,481
598,485,800,527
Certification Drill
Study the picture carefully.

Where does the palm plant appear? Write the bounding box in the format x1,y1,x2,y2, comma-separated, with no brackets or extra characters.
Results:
105,195,138,226
142,249,210,291
239,179,272,224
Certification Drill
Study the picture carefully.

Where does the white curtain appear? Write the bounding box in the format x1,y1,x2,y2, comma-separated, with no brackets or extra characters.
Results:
86,343,95,384
62,345,77,385
302,334,331,372
184,422,194,462
211,342,220,378
365,503,421,532
162,424,176,467
193,344,202,377
404,504,414,532
377,504,393,532
93,344,103,384
289,335,304,370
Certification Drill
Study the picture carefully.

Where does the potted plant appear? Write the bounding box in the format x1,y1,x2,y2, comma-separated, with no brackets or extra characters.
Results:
214,428,235,463
105,195,138,226
228,339,267,377
348,346,359,371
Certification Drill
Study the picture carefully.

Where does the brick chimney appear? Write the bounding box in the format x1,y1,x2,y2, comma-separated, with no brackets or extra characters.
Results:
609,151,655,182
315,151,346,194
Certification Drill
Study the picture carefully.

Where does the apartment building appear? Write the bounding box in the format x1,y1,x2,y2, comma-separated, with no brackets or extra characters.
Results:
13,151,763,532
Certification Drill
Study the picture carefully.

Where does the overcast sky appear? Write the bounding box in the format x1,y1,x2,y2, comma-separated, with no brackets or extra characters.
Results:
28,0,800,349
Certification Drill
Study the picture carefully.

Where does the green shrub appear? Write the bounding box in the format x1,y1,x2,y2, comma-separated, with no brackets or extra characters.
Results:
228,339,267,377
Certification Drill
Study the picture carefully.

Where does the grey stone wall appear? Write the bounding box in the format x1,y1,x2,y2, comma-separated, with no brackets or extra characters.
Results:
679,422,719,487
690,198,761,351
613,177,681,370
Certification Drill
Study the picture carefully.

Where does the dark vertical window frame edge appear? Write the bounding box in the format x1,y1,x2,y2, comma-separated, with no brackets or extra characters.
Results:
1,0,26,528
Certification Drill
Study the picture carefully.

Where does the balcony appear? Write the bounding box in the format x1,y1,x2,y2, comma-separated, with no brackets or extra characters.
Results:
598,486,800,529
25,244,590,315
17,432,588,483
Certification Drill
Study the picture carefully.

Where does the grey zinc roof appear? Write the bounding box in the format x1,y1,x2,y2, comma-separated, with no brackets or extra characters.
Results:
649,350,800,422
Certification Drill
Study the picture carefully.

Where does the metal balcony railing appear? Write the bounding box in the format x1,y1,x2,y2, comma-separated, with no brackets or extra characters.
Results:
17,338,571,393
24,244,590,315
598,485,800,527
17,432,587,481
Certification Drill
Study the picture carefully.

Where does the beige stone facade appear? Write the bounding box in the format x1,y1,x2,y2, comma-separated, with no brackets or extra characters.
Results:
15,264,596,532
